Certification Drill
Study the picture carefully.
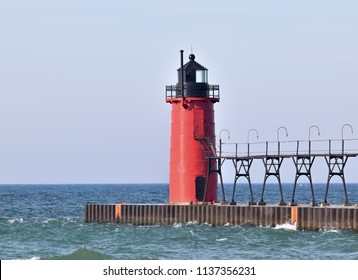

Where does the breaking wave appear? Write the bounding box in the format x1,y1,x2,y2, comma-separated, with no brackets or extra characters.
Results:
274,223,297,231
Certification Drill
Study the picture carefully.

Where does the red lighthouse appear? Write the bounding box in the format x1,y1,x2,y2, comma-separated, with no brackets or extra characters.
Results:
166,51,220,203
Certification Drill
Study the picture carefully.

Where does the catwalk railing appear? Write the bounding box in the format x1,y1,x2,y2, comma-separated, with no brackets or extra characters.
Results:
165,84,220,99
218,139,358,158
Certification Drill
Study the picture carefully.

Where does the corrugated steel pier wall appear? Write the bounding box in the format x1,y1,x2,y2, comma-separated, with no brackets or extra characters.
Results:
85,204,358,230
295,206,358,230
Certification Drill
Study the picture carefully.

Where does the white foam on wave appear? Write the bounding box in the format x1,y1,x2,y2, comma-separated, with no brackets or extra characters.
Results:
274,222,297,231
174,221,200,227
137,224,160,228
7,218,23,224
64,217,77,223
41,218,57,224
320,228,340,233
259,225,270,229
216,238,228,242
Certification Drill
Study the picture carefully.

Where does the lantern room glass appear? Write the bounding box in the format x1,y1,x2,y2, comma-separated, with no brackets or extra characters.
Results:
196,70,208,83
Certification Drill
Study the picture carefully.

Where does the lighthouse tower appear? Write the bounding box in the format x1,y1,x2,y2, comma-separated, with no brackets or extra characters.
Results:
166,50,220,203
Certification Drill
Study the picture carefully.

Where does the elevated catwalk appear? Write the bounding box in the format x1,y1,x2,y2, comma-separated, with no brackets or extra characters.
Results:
85,203,358,231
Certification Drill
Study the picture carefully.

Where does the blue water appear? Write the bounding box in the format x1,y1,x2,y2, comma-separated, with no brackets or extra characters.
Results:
1,183,358,260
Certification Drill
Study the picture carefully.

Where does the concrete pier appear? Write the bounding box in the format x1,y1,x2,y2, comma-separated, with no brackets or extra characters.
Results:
85,203,358,231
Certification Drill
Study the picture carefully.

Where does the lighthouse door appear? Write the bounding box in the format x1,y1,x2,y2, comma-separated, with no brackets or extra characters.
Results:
195,176,205,201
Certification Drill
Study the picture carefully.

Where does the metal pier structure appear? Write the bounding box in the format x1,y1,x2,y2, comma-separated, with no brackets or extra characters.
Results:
85,138,358,231
85,51,358,231
85,203,358,231
206,138,358,206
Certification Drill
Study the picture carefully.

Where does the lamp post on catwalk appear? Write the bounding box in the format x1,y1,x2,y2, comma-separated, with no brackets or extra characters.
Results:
166,50,220,203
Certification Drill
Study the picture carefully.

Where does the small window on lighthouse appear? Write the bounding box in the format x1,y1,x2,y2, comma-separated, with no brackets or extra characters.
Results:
196,70,208,83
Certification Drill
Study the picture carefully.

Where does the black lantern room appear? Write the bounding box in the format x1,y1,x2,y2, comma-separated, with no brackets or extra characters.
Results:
166,51,219,101
176,54,209,98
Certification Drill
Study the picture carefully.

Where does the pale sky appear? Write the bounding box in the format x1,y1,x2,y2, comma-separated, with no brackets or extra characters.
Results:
0,0,357,184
